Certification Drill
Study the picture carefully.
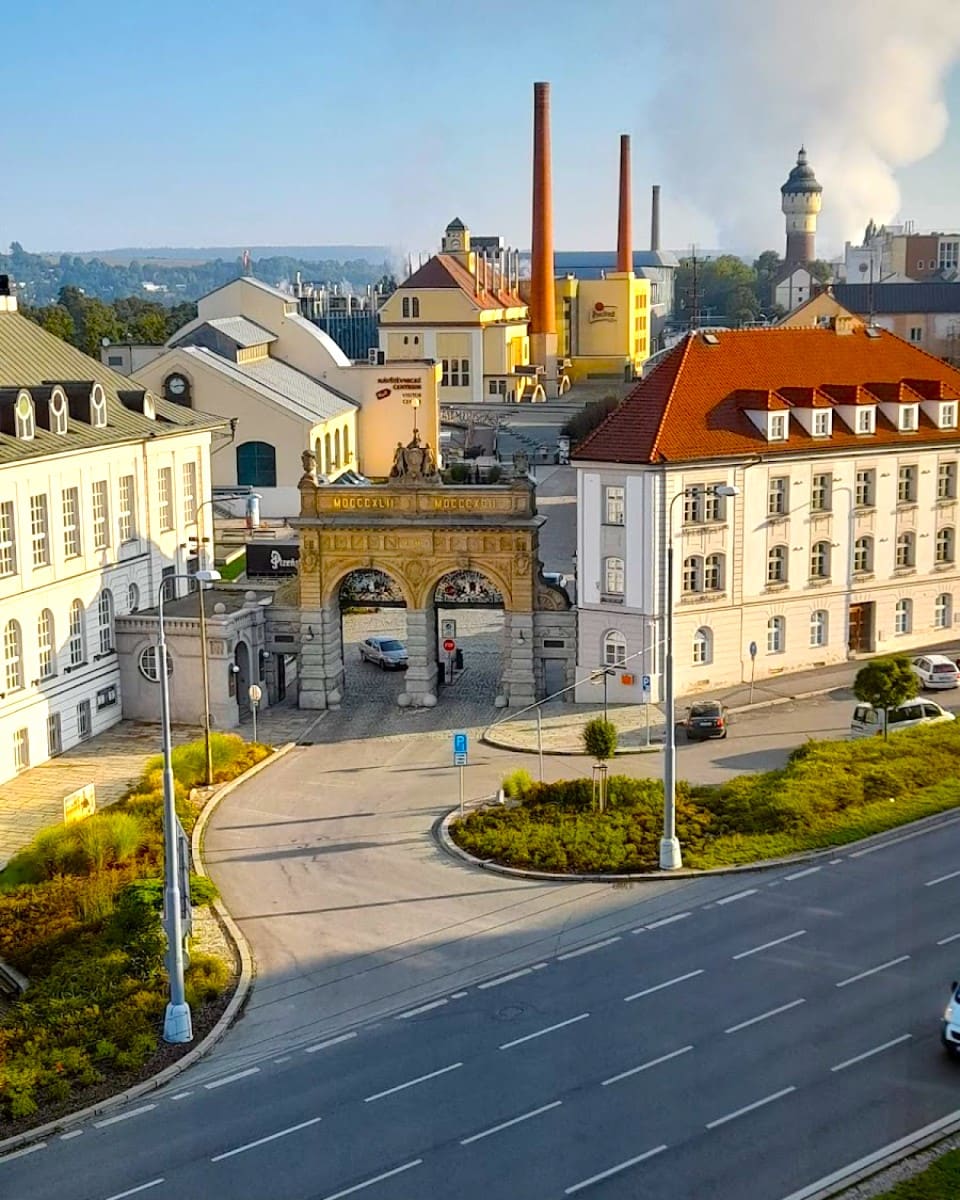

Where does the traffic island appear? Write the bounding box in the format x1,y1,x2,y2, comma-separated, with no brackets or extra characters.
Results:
482,700,665,755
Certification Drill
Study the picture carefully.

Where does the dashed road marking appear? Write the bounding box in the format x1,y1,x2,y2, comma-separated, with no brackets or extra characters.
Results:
305,1032,357,1053
725,999,805,1034
104,1181,164,1200
479,968,532,989
564,1145,668,1194
733,930,806,960
558,936,621,961
831,1034,912,1072
460,1100,562,1145
716,889,758,906
205,1067,260,1090
706,1086,796,1129
624,969,704,1002
319,1159,423,1200
499,1012,591,1050
396,998,448,1019
211,1116,322,1162
602,1045,694,1086
94,1104,156,1128
836,955,910,988
364,1062,462,1103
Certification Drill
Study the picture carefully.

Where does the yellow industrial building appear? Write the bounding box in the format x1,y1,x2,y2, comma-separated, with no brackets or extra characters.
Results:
555,272,650,382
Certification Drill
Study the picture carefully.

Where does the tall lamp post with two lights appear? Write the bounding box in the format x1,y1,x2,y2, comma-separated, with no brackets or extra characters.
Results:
661,483,740,870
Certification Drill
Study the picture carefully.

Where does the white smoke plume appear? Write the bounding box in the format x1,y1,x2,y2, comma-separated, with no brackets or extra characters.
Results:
651,1,960,255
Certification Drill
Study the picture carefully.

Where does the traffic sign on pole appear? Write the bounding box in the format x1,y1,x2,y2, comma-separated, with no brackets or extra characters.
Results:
453,731,468,757
749,641,758,659
443,638,456,653
641,673,651,699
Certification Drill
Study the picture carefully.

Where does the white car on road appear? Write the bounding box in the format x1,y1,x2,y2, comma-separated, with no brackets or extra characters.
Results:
942,981,960,1055
850,698,956,738
911,653,960,690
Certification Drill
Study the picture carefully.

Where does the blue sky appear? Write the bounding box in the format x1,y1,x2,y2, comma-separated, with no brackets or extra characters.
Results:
3,0,960,259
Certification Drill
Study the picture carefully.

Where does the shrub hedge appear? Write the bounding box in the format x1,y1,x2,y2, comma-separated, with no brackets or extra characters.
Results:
0,732,269,1123
451,723,960,874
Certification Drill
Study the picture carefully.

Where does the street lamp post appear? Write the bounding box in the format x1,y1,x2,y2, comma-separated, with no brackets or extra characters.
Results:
157,568,220,1043
660,483,739,871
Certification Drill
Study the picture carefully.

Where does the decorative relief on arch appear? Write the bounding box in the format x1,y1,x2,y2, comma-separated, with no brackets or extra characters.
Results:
338,569,407,607
434,570,505,608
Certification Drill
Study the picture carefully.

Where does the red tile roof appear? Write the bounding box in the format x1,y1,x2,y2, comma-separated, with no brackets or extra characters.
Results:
574,328,960,464
397,254,526,312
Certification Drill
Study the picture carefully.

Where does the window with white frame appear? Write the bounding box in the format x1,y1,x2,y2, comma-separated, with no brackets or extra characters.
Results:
854,536,874,573
128,582,140,613
809,609,828,647
92,480,109,549
940,240,960,271
118,475,136,542
30,494,49,567
15,394,35,440
77,699,91,740
604,556,624,594
942,403,958,429
682,556,702,593
938,461,958,500
68,599,85,666
13,728,29,772
856,407,876,434
767,615,785,653
935,593,953,629
767,476,788,516
90,386,107,428
810,541,830,578
62,487,81,557
158,467,173,532
38,609,55,678
702,487,724,522
0,501,15,576
909,327,922,344
811,472,831,512
684,486,724,523
605,486,624,525
895,598,912,634
4,620,23,691
98,589,114,655
183,461,197,524
459,359,470,387
812,410,831,437
693,627,713,665
767,545,788,584
936,526,956,564
855,468,875,507
603,630,626,667
769,413,787,441
704,553,724,591
895,531,916,569
899,405,918,432
47,713,62,757
897,465,918,503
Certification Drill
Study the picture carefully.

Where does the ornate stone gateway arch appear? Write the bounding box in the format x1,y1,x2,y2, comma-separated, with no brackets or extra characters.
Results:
292,446,574,709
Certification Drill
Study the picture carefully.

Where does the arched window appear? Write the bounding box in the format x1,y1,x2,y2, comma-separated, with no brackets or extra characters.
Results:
767,545,788,584
895,598,912,635
604,556,624,595
90,384,107,428
809,609,828,647
38,610,56,679
343,424,351,464
854,536,873,574
935,593,953,630
50,388,68,435
128,582,140,613
693,627,712,665
68,599,85,666
4,619,23,691
98,589,115,654
767,615,785,653
603,630,626,668
936,526,956,564
14,393,35,440
810,541,831,579
334,428,341,469
324,432,333,474
236,441,277,488
704,553,724,591
895,532,915,569
682,556,702,594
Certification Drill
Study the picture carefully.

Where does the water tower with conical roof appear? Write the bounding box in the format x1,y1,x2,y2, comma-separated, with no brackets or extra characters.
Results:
781,146,822,267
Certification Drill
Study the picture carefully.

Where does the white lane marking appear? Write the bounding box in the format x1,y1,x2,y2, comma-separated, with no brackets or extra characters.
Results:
499,1012,591,1050
320,1158,423,1200
777,1108,960,1200
533,962,548,970
831,1034,912,1073
273,1056,291,1063
460,1100,563,1145
937,932,960,945
706,1086,796,1129
211,1116,322,1162
170,1092,192,1100
94,1104,157,1128
204,1067,260,1090
643,911,691,931
733,930,806,960
104,1181,164,1200
479,968,532,989
602,1045,694,1086
716,889,758,906
725,999,806,1034
784,866,821,881
564,1145,668,1194
450,990,469,998
836,955,910,988
849,813,960,858
829,858,844,865
60,1130,83,1140
0,1142,47,1162
624,969,704,1002
305,1031,357,1053
926,869,960,888
558,936,621,962
364,1061,462,1102
396,998,448,1019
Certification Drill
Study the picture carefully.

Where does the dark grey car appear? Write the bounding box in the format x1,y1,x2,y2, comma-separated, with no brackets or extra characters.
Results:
683,700,729,741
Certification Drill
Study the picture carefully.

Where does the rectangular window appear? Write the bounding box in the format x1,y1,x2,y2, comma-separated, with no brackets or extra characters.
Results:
767,476,787,516
0,501,15,576
900,406,918,431
897,465,917,503
938,461,958,501
13,728,29,772
769,414,787,440
62,487,81,557
855,469,875,507
811,472,831,512
857,408,875,434
118,475,136,542
47,712,62,757
604,557,625,595
449,360,460,387
38,610,55,678
441,359,449,387
183,462,197,525
158,467,173,532
30,494,49,566
909,327,922,343
401,296,411,318
605,486,625,525
92,480,109,549
941,403,958,429
813,411,831,437
460,359,470,387
77,700,91,741
702,485,724,522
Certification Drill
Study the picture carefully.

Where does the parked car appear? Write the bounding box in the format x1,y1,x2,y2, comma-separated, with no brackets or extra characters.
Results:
359,636,408,670
850,698,955,738
682,700,729,741
911,654,960,690
942,981,960,1056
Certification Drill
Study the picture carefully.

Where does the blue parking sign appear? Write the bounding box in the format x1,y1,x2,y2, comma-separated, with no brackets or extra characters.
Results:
453,731,468,756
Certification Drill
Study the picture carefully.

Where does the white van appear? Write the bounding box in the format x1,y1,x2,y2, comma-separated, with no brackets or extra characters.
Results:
850,698,955,738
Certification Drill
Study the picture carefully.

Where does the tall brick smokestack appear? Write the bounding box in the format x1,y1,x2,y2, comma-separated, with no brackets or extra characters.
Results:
529,81,555,336
617,134,632,273
650,184,661,253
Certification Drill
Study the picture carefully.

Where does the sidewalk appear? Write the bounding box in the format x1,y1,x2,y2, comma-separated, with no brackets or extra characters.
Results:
0,704,326,868
482,637,960,756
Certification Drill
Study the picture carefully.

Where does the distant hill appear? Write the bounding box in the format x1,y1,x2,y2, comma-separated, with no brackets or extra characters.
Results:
44,245,393,267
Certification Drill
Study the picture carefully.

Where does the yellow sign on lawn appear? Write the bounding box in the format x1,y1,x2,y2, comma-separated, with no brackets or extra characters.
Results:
63,783,96,824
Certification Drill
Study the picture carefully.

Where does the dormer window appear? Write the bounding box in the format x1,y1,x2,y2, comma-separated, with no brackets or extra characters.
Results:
90,385,107,429
14,392,35,440
50,389,67,435
812,410,832,437
769,413,788,441
856,407,875,434
899,404,919,432
941,402,958,429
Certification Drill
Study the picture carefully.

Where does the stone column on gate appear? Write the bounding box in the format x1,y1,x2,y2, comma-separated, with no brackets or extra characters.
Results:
497,611,536,708
400,608,438,707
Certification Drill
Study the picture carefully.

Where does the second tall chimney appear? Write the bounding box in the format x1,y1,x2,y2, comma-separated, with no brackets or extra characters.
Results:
616,134,632,273
650,184,661,253
529,81,556,336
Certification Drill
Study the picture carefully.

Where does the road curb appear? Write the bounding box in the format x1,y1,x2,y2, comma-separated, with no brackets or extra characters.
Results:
0,741,297,1158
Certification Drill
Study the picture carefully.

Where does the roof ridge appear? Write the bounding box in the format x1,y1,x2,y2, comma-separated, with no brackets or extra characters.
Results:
649,334,696,460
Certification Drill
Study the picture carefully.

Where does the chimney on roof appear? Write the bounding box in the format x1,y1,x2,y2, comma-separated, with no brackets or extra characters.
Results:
616,135,632,274
650,185,661,253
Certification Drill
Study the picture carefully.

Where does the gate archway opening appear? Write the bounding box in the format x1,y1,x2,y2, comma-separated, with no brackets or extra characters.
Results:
338,568,409,706
432,569,506,704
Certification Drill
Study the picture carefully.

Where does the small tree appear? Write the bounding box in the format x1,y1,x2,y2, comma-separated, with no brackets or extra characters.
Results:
583,718,618,811
853,655,919,741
